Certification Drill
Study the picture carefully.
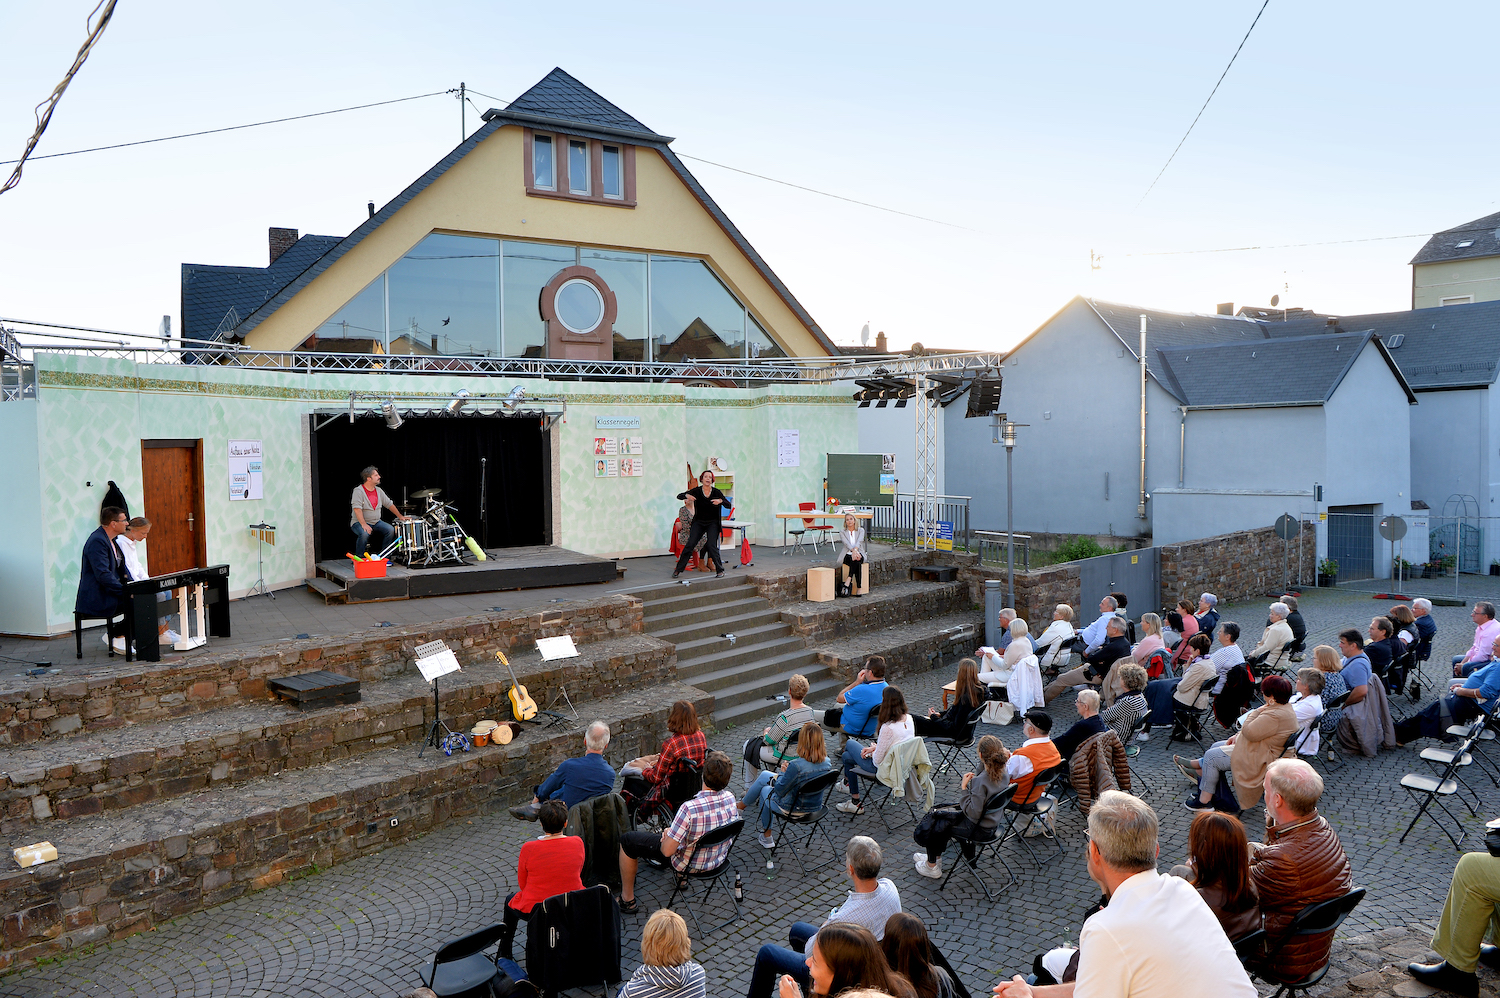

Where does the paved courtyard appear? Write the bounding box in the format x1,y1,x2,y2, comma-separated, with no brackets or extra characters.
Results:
3,580,1500,996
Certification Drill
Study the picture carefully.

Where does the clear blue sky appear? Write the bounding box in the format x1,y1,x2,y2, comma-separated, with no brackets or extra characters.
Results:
2,1,1496,352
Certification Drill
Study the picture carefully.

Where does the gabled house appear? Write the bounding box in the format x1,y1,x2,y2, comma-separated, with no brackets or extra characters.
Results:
1411,211,1500,309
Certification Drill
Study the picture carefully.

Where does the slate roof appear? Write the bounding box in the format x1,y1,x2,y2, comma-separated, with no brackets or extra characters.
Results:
181,235,339,341
1410,211,1500,266
505,68,657,136
1153,331,1414,407
1087,299,1269,354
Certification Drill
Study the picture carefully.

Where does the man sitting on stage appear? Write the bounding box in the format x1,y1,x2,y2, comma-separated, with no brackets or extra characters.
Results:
75,506,130,654
510,721,616,820
350,466,409,558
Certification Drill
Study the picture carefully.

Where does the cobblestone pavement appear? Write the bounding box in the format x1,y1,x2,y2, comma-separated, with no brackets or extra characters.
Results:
5,584,1500,996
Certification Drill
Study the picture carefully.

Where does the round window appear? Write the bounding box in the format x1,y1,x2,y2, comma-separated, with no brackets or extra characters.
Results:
555,279,605,334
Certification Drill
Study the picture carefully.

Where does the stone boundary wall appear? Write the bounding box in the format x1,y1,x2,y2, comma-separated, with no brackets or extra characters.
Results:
0,688,708,972
778,582,974,642
747,549,968,605
958,563,1081,631
0,596,643,746
1159,525,1317,607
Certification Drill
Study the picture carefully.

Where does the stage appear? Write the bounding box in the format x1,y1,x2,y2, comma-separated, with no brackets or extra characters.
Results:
313,544,618,602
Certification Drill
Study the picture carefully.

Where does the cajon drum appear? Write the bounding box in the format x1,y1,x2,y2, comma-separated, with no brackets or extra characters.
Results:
807,567,835,602
839,562,870,596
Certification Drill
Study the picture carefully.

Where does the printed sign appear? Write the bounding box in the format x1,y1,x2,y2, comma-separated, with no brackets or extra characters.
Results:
228,439,263,501
777,429,800,468
625,436,643,455
595,416,641,429
595,458,618,478
929,520,953,552
880,474,896,495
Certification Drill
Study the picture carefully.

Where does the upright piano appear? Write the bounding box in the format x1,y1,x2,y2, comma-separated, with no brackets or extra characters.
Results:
123,564,231,662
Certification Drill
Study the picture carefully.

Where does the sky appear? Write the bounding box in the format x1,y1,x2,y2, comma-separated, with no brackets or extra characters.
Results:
2,1,1498,354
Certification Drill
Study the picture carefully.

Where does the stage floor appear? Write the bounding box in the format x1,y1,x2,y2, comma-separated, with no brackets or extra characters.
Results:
316,544,618,601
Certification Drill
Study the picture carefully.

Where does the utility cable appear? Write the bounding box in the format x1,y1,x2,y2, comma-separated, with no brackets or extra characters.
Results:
1137,0,1271,207
1,0,118,196
1120,231,1429,259
0,90,451,167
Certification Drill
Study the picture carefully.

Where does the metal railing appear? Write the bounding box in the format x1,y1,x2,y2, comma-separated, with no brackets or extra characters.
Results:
975,531,1030,571
867,493,972,552
1,360,35,401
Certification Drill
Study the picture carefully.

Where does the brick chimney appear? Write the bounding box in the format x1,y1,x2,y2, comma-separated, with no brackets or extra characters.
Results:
875,330,888,352
269,227,299,264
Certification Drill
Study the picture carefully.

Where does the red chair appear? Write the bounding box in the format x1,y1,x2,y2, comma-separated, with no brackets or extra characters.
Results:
797,502,835,554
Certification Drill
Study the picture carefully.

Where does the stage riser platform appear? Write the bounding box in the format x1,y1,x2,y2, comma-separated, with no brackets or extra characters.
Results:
317,544,617,602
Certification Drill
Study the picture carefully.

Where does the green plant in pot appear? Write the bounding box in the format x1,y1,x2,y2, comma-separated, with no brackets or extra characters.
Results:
1317,558,1339,586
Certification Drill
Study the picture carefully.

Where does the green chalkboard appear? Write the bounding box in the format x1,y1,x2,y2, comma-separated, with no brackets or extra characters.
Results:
826,453,893,507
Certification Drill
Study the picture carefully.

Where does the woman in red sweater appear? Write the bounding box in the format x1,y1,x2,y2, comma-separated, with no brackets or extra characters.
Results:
500,799,585,959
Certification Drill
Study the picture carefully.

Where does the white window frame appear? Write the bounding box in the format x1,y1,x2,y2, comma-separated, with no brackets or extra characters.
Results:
533,134,555,190
601,145,623,200
568,140,590,195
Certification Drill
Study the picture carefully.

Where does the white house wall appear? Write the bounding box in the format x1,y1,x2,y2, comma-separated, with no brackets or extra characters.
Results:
1408,388,1487,511
0,400,48,635
852,387,945,501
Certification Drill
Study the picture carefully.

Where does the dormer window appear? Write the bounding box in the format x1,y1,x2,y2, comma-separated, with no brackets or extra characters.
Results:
524,129,636,207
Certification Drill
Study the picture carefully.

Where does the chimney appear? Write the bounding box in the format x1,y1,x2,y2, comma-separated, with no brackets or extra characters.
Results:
875,330,888,352
1325,316,1343,333
269,227,298,264
1216,302,1234,316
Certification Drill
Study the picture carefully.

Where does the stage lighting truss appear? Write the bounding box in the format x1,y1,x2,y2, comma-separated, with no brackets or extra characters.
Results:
852,366,1001,415
316,390,569,432
852,370,918,409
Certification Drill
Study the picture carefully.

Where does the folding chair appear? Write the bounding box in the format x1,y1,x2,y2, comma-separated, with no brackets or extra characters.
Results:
937,786,1019,901
1316,691,1351,770
419,922,506,997
1165,676,1216,752
767,770,842,875
927,704,987,777
1232,928,1267,968
627,758,702,833
1122,714,1154,794
1249,889,1366,997
666,818,745,936
998,763,1067,867
1448,703,1500,787
848,741,931,831
525,885,622,998
1399,728,1482,849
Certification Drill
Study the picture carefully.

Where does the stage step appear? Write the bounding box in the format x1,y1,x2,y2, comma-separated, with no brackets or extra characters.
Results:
634,582,759,616
672,621,795,662
674,633,808,681
632,575,743,605
689,652,829,707
646,605,784,644
712,676,844,731
305,576,347,604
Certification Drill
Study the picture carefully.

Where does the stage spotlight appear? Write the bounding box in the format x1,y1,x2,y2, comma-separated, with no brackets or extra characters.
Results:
501,385,525,412
381,401,403,429
446,389,471,415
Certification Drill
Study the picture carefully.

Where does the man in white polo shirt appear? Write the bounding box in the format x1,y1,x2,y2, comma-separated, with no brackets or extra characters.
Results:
995,790,1256,998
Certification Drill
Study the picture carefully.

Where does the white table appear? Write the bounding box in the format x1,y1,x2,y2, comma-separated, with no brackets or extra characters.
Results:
721,520,755,566
775,511,871,550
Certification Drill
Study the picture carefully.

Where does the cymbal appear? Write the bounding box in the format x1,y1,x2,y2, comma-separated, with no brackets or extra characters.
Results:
411,488,443,499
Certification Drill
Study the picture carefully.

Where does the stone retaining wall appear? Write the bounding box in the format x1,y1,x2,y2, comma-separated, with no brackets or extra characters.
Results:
778,582,974,642
747,549,963,605
0,596,643,746
814,612,985,684
1159,525,1317,607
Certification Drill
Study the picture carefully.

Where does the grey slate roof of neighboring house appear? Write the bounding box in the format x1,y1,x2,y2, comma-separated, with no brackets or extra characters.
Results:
219,69,836,355
1087,299,1270,354
1153,331,1415,407
181,235,340,341
1410,211,1500,266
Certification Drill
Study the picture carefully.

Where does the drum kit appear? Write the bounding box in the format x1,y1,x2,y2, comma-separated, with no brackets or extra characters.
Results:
394,488,475,567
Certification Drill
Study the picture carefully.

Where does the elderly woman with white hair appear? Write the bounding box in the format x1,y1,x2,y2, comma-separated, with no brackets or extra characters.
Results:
1248,602,1295,672
979,618,1044,718
1033,604,1078,673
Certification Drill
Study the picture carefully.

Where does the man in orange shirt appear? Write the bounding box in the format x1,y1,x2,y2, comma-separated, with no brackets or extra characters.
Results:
1006,710,1062,806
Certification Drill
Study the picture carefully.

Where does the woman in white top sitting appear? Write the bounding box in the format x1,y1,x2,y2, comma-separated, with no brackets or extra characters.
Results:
1033,604,1077,672
979,619,1033,689
1289,667,1327,755
980,619,1045,717
837,685,914,813
836,512,868,595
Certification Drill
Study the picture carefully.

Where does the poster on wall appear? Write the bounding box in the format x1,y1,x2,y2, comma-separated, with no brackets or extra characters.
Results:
777,429,800,468
620,457,644,477
595,458,618,478
593,436,618,456
228,440,263,501
625,436,643,455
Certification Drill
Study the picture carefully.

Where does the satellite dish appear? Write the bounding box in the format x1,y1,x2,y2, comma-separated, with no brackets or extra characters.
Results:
1270,294,1280,307
861,322,870,346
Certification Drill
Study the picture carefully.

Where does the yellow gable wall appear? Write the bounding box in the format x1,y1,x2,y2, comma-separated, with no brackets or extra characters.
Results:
241,125,827,356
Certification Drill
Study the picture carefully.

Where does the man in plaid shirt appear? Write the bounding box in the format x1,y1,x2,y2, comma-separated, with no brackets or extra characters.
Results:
618,751,738,913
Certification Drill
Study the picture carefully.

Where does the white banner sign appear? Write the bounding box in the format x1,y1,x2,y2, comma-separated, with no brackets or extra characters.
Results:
777,429,800,468
228,439,263,501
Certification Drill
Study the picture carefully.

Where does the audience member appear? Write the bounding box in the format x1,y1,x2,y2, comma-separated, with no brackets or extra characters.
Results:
747,675,823,774
1131,613,1166,675
1138,632,1213,740
500,799,584,958
979,620,1035,692
1407,850,1500,997
1281,594,1307,661
1456,603,1500,677
839,687,915,814
511,720,616,820
617,751,737,914
1289,668,1326,755
882,914,956,998
1176,675,1298,813
1169,598,1201,668
1364,616,1399,684
1412,597,1438,665
994,791,1256,998
1099,663,1148,745
1168,810,1262,940
1210,623,1245,693
622,702,708,816
834,657,890,738
1034,605,1077,672
995,608,1018,652
914,659,984,739
747,837,902,998
1044,616,1129,704
1005,711,1061,808
913,735,1010,879
1313,644,1351,740
776,922,915,998
742,722,832,847
1249,602,1295,672
1249,760,1353,984
1335,630,1395,757
75,506,130,654
1078,596,1120,653
619,909,706,998
1196,593,1221,637
1052,690,1106,761
1386,605,1419,695
1395,635,1500,746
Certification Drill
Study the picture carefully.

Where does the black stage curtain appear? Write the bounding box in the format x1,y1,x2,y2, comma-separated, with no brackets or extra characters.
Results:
312,413,547,562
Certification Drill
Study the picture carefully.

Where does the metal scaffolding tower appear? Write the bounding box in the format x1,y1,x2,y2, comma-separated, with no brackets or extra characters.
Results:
914,374,940,550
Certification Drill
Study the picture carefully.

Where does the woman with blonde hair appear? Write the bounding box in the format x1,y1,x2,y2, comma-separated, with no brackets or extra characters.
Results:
618,909,705,998
741,722,832,848
912,734,1011,878
1312,644,1350,738
1132,612,1166,676
836,511,869,596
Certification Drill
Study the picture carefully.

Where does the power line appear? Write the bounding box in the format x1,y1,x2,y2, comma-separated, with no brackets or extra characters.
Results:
0,90,452,167
1,0,118,196
675,152,975,231
1137,0,1271,207
1120,231,1430,259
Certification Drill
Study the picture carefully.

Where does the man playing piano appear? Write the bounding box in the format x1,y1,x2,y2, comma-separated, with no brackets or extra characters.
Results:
75,507,130,654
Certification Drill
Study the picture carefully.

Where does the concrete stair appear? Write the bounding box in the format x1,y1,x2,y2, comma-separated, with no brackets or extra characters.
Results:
636,577,833,729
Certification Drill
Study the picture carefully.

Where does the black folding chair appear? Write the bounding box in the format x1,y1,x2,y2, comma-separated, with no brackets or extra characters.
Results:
666,818,745,936
927,704,987,777
767,770,843,875
998,763,1067,867
419,922,505,997
1448,703,1500,787
1316,691,1351,771
848,744,931,830
1165,676,1216,752
628,758,702,833
1232,928,1267,968
937,786,1019,901
1249,889,1366,997
1400,728,1482,849
1122,714,1154,794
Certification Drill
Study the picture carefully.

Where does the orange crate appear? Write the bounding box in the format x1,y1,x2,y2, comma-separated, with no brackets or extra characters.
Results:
349,558,388,579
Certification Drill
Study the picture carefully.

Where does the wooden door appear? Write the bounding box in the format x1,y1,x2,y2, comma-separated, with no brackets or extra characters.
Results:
141,440,206,575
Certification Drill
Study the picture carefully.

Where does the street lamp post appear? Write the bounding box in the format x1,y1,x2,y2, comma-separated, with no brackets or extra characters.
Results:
993,416,1027,608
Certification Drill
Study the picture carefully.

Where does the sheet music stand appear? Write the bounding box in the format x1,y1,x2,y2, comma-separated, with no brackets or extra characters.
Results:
534,635,582,729
414,640,463,757
245,523,276,600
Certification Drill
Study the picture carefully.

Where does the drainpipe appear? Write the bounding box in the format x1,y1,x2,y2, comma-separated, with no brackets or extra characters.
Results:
1138,315,1148,519
1178,406,1187,487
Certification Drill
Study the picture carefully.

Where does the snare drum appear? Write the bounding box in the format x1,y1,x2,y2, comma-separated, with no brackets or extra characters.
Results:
398,517,428,555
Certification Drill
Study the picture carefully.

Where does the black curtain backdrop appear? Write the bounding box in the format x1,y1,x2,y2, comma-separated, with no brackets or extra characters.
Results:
313,413,547,562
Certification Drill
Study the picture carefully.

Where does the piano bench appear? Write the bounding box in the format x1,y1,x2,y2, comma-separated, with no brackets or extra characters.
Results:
74,610,125,659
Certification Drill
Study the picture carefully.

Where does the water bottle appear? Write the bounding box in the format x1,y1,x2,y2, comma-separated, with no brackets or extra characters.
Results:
766,852,776,880
734,872,744,901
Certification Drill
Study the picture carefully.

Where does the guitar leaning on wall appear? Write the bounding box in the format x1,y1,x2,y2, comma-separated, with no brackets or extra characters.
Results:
497,651,538,722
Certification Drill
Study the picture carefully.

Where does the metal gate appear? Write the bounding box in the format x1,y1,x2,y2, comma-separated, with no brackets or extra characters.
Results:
1326,511,1375,581
1078,548,1160,618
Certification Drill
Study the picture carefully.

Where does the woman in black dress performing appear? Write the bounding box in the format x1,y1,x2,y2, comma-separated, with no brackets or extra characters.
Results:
673,471,726,578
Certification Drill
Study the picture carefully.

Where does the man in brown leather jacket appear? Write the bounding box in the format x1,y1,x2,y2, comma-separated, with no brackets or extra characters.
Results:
1249,759,1353,983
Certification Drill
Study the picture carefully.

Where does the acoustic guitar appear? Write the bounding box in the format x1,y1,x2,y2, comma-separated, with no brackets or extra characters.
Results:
497,651,538,722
